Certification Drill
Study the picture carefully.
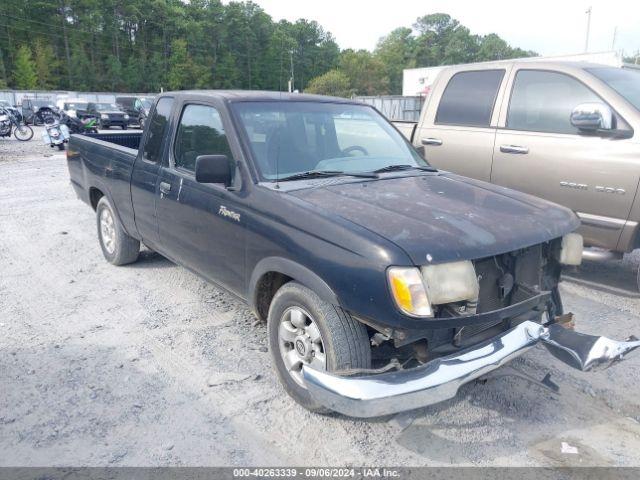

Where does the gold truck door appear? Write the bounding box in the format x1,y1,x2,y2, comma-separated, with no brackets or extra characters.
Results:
414,68,508,182
491,68,638,250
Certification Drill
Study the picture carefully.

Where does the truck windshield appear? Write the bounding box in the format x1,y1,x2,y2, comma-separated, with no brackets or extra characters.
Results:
233,101,428,181
587,67,640,111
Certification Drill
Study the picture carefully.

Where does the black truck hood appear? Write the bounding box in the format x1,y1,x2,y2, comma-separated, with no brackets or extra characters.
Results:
289,173,580,265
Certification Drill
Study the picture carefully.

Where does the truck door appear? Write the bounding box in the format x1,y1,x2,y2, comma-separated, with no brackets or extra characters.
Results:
156,101,245,295
413,68,509,182
130,96,174,249
491,68,638,250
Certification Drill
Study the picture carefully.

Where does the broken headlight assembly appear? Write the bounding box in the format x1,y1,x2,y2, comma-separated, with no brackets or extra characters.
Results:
388,261,480,318
558,233,583,266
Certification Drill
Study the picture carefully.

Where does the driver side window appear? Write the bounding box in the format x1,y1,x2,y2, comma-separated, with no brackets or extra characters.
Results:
174,104,232,172
507,70,603,134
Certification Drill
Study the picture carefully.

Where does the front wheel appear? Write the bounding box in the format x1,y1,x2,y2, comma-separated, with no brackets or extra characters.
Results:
96,196,140,265
14,124,34,141
268,282,371,413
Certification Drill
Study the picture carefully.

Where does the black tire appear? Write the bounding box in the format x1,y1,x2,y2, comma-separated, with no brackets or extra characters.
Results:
13,124,34,141
121,125,127,130
267,281,371,413
96,196,140,266
57,143,65,151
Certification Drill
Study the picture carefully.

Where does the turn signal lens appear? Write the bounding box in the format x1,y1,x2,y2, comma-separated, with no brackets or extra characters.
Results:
387,267,433,317
560,233,583,266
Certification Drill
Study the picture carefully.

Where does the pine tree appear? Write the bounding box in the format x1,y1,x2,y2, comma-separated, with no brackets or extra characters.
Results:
13,45,38,89
33,40,60,89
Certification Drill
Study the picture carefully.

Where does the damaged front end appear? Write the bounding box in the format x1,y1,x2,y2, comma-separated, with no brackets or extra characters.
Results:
303,235,639,418
302,320,640,418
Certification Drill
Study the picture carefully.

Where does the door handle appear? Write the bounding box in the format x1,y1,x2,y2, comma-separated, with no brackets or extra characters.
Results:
500,145,529,154
421,137,443,146
159,181,171,194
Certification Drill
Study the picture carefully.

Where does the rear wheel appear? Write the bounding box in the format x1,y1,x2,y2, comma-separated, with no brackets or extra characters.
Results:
267,282,371,413
14,124,34,141
96,196,140,265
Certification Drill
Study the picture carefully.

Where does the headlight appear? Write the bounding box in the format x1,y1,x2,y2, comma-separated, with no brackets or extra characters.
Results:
101,114,108,119
559,233,583,265
387,267,432,317
421,260,479,305
388,261,480,318
124,114,129,120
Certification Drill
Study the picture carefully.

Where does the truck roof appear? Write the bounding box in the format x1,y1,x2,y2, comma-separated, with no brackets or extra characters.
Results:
440,60,621,72
161,90,360,104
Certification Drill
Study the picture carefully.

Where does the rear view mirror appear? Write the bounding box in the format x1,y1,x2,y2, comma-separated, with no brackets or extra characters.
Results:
195,154,233,186
570,102,613,132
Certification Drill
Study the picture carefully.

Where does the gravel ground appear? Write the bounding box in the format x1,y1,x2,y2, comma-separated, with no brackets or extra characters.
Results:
1,148,640,467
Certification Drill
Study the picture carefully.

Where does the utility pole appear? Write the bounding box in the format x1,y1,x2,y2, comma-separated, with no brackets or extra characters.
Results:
611,26,618,51
584,6,592,53
288,50,294,93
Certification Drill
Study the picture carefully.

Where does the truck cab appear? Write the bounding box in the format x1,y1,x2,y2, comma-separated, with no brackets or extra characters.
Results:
399,62,640,259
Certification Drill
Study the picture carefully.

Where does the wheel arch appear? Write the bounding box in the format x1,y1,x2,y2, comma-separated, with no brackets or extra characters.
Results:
87,181,134,239
249,257,339,322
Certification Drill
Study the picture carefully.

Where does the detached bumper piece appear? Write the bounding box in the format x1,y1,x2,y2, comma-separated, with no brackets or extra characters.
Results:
302,320,640,418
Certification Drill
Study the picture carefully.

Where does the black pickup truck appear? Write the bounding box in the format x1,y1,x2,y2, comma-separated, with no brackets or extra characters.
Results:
67,91,639,417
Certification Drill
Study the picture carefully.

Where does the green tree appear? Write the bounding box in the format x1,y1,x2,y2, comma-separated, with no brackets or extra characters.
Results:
0,2,536,93
375,27,415,95
339,49,389,95
166,38,210,90
305,69,351,97
33,40,60,89
69,47,93,91
13,45,38,89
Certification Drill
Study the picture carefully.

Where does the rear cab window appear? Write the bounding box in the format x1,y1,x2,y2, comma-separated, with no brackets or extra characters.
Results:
143,97,174,163
435,69,505,127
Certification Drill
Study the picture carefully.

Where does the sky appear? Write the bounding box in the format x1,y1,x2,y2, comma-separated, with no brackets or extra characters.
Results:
248,0,640,57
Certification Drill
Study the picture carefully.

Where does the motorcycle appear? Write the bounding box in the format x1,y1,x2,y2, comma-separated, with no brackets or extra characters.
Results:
38,107,70,150
59,110,99,134
0,107,34,141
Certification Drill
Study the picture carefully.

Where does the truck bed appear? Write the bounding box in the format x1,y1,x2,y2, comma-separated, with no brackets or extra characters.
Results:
82,131,143,150
67,131,143,240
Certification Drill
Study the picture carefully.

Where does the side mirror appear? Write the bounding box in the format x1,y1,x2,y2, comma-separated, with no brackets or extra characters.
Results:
195,154,233,186
570,102,613,132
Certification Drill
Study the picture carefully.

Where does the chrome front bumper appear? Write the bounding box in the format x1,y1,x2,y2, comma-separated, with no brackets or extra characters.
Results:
302,320,639,418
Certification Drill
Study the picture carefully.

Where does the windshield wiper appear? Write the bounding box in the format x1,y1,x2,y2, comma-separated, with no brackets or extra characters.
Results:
277,170,378,182
372,164,438,173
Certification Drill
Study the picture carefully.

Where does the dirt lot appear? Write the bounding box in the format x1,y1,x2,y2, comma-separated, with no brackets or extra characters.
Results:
1,141,640,467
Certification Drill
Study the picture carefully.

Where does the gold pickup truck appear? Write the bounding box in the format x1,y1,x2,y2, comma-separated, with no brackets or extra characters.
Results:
395,61,640,280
